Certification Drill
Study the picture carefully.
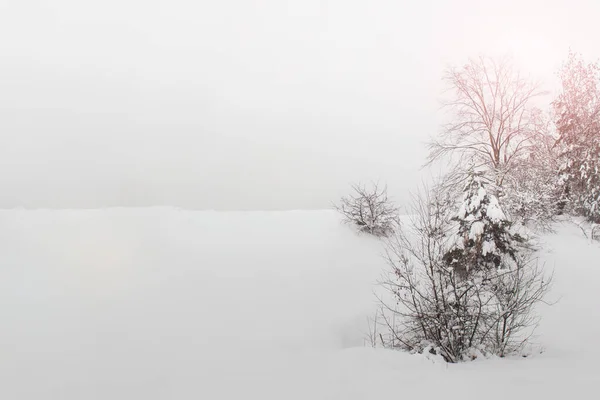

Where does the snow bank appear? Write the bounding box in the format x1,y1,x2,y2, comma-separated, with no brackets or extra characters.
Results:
0,209,598,399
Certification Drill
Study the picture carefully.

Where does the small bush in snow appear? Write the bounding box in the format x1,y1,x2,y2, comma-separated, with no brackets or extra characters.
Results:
376,173,552,362
571,218,600,242
335,183,399,237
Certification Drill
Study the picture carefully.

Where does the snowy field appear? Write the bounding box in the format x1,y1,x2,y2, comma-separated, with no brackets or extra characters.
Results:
0,208,598,399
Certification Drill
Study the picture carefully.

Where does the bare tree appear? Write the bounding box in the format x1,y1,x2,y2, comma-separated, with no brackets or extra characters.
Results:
428,56,546,185
335,183,399,237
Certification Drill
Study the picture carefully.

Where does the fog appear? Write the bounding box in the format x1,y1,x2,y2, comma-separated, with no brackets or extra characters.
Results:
1,0,598,210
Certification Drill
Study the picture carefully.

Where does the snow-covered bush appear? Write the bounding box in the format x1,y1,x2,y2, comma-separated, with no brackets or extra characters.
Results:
377,174,552,362
571,217,600,242
500,174,559,232
335,183,399,237
499,133,562,231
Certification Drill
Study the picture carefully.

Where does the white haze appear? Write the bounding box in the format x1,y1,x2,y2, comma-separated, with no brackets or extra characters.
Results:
1,0,599,210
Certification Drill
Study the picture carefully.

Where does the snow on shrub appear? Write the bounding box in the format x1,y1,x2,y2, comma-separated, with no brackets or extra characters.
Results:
335,183,399,237
376,173,552,362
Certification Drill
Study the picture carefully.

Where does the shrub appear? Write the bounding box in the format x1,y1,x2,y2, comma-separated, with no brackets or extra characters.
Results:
335,183,399,237
376,176,552,362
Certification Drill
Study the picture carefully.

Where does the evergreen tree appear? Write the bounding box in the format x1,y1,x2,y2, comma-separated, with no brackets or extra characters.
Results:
554,52,600,222
443,171,524,279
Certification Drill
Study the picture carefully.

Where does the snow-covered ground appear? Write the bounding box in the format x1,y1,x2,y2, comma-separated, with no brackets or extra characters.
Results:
0,208,598,399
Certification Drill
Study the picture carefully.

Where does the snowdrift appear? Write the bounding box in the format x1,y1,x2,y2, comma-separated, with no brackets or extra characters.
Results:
0,208,598,399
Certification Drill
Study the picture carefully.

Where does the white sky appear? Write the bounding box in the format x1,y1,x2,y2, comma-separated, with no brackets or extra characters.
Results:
1,0,598,210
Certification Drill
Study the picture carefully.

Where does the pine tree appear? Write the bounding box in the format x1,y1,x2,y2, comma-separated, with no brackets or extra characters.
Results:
443,171,524,279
